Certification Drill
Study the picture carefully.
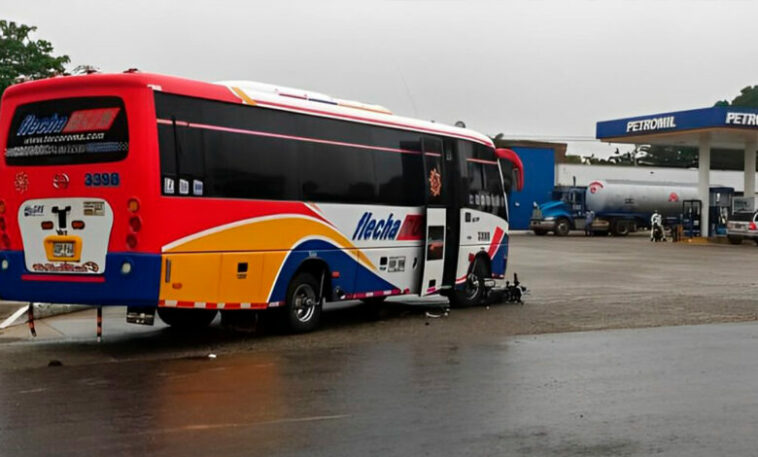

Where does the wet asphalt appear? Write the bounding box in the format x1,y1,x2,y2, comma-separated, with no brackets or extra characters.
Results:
2,317,758,457
3,234,758,456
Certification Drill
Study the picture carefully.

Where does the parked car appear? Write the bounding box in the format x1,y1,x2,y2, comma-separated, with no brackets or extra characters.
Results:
726,211,758,245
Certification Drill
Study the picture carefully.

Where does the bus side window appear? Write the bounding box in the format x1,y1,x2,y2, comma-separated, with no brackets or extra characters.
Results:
177,125,205,196
299,143,376,204
158,124,177,195
482,162,506,219
375,140,424,206
206,132,299,201
157,120,205,196
499,159,514,195
467,161,484,207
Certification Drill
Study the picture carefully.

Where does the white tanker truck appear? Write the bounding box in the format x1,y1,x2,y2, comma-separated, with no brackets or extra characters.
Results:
530,180,733,236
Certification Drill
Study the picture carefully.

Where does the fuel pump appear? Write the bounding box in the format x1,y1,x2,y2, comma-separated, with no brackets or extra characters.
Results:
709,186,733,236
682,200,702,238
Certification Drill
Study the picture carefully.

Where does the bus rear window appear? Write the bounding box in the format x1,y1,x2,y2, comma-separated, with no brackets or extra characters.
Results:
5,96,128,166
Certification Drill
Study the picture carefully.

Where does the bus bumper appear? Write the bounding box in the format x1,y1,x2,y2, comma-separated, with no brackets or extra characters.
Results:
0,252,161,307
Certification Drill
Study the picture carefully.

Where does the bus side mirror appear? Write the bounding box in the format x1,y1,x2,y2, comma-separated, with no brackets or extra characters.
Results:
495,148,524,191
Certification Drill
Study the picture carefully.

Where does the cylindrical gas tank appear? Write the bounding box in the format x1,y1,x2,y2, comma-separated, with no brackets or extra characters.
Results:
585,180,698,218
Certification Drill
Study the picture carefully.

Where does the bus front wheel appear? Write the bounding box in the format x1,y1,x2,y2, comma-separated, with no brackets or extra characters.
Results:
283,271,323,333
449,259,488,308
157,307,217,329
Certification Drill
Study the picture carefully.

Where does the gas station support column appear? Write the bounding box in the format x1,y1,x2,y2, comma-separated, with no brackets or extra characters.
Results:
698,133,710,236
745,136,757,210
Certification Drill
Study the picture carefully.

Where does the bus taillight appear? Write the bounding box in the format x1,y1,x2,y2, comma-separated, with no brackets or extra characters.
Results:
126,197,140,250
129,216,142,232
0,200,5,214
126,234,138,250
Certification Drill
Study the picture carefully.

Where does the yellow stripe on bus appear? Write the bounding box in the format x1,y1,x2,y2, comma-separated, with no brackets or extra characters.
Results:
231,86,257,105
163,216,375,269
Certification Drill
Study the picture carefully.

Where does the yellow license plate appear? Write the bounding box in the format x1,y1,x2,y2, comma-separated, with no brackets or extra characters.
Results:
53,242,75,258
44,236,82,262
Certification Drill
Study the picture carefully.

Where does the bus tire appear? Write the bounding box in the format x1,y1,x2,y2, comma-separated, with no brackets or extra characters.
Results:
157,307,217,329
284,271,323,333
449,259,488,308
554,218,570,236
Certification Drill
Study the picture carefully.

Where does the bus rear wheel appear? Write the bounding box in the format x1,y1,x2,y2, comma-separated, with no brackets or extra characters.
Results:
449,260,488,308
157,307,217,329
283,271,323,333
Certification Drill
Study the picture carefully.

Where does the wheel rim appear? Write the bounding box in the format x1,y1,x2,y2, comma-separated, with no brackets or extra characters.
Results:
292,283,317,323
464,272,481,300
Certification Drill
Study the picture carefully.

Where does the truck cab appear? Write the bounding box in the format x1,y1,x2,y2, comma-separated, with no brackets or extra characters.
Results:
530,186,586,236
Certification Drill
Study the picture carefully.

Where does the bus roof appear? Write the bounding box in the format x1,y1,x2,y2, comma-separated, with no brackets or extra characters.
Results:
3,72,495,148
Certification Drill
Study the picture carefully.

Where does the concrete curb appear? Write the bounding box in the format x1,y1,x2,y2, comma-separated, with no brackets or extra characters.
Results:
0,303,88,328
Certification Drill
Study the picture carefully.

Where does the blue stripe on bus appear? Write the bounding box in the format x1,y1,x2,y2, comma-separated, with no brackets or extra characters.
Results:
491,236,509,277
268,239,398,303
0,252,161,307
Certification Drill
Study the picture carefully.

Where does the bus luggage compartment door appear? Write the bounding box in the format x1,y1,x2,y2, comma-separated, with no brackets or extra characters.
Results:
420,208,446,295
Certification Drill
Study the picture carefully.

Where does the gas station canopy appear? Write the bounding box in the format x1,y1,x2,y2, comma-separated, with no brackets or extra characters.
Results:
596,106,758,236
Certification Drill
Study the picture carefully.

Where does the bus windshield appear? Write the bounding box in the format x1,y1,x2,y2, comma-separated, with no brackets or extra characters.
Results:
4,96,129,166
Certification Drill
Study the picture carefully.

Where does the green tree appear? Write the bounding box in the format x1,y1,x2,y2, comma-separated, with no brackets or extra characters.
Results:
731,86,758,107
0,20,70,97
714,85,758,108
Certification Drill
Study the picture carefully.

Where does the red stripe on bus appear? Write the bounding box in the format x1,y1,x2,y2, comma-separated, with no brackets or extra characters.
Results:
157,118,422,155
21,274,106,283
487,227,505,258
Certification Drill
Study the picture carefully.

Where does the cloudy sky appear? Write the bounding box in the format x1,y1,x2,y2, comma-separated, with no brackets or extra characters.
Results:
5,0,758,157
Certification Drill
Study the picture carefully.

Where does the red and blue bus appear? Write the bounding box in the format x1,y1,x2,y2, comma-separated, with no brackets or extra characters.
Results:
0,72,523,332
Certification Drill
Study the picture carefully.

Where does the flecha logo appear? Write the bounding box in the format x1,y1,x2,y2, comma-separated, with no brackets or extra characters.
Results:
17,114,69,136
353,212,401,240
16,108,120,136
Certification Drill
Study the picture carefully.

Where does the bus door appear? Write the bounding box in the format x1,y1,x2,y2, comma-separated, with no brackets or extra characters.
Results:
419,137,446,296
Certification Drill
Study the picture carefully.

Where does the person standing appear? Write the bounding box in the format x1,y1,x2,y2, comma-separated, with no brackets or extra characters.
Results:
650,210,665,242
585,210,595,236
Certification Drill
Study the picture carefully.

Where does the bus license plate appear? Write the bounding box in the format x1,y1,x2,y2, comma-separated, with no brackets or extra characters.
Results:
53,242,75,258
